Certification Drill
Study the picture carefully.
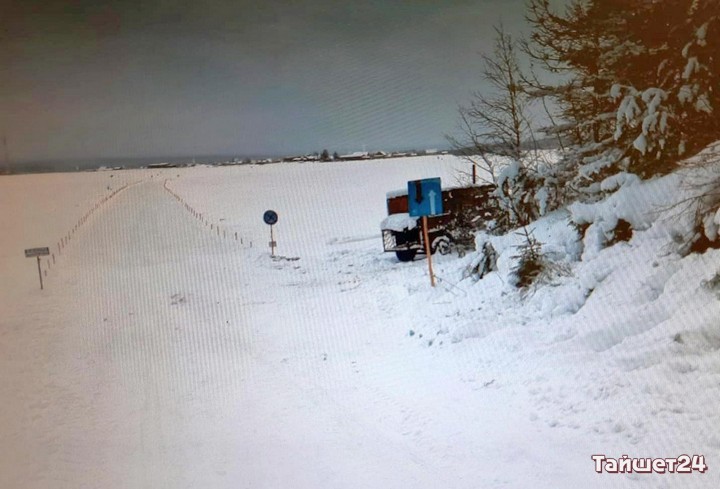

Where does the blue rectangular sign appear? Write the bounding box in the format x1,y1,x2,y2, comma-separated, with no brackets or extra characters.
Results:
408,178,443,217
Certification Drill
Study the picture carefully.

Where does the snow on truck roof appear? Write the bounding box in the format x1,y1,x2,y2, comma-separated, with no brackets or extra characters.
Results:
386,188,409,199
386,183,493,199
380,213,418,232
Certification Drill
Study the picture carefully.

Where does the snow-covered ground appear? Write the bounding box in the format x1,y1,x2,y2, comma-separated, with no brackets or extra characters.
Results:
1,153,718,488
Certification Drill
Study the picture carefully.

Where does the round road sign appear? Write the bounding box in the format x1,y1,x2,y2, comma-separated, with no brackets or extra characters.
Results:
263,210,278,225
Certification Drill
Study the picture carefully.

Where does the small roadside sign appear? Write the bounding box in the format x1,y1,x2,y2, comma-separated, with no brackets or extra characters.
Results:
263,210,278,225
263,210,279,256
24,247,50,290
407,178,443,287
408,178,443,217
25,247,50,258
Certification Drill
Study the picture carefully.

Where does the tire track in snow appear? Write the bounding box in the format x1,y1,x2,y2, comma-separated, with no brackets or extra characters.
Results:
246,352,458,488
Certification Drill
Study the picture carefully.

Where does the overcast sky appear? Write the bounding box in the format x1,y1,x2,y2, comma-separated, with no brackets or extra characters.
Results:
1,0,536,164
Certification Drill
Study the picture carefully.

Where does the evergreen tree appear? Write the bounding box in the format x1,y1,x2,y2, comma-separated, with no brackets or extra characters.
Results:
611,0,719,172
523,0,643,191
524,0,719,186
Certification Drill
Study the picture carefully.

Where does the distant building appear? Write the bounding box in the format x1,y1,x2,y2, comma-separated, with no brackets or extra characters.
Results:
284,155,312,162
339,151,369,160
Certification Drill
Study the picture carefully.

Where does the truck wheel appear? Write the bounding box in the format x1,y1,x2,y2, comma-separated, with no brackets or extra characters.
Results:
431,236,452,255
395,250,417,262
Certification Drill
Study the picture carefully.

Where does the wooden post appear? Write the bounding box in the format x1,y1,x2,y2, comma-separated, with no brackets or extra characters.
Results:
37,256,44,290
472,163,477,184
270,225,276,257
422,216,435,287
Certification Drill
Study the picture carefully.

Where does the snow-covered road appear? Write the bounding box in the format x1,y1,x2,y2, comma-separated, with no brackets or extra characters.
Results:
0,177,575,488
2,157,718,488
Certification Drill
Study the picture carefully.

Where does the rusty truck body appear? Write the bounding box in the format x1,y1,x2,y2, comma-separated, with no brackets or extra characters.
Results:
380,184,497,261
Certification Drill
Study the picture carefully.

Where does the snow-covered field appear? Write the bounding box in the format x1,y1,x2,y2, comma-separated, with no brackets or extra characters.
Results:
1,153,719,488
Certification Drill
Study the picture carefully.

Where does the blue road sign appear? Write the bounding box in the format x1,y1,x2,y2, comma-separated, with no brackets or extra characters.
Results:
408,178,443,217
263,210,278,225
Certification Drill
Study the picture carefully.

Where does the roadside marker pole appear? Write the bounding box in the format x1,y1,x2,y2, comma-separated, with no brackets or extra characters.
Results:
422,216,436,287
37,256,44,290
270,224,276,257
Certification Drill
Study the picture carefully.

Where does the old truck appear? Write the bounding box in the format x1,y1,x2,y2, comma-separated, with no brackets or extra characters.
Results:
380,184,497,261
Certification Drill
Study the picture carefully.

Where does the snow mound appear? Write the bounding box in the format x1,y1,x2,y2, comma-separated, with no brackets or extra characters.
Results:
397,142,720,466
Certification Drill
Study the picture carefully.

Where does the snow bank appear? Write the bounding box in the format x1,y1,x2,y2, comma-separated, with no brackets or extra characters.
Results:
395,142,720,484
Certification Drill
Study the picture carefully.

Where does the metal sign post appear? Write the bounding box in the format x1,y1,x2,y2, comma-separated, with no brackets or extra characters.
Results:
270,224,276,257
263,210,279,257
408,178,443,287
24,247,50,290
